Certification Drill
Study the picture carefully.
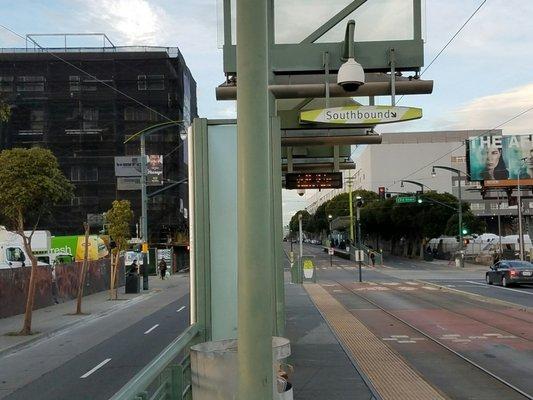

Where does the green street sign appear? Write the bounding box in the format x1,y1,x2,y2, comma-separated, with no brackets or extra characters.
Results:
396,196,417,204
300,105,422,125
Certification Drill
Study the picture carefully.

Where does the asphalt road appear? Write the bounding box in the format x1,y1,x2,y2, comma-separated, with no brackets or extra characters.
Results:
289,243,533,399
1,285,190,400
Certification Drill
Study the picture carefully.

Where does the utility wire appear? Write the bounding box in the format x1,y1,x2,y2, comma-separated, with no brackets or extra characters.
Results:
396,0,488,105
0,24,175,124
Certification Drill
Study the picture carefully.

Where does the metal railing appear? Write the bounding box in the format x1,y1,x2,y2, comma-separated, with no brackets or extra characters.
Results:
110,324,201,400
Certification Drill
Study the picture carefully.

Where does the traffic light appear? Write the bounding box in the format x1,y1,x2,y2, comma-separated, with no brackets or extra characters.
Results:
462,227,468,235
416,196,423,204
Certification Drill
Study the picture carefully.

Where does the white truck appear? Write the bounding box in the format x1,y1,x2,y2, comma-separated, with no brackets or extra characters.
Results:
0,227,51,269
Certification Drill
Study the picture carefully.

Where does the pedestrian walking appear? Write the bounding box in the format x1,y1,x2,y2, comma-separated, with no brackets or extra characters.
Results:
158,258,167,280
370,252,376,267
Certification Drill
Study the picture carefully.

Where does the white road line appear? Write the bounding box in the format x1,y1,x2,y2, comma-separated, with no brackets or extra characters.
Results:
176,306,186,313
80,358,111,379
144,324,160,335
465,280,533,296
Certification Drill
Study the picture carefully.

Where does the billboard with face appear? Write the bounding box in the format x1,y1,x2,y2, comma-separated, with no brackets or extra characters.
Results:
467,135,533,181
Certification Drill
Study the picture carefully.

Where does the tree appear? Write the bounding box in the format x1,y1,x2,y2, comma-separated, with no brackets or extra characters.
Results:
0,148,73,335
289,210,311,234
106,200,133,300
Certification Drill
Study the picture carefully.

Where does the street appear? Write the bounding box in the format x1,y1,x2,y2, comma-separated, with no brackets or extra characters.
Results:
289,243,533,399
0,275,190,400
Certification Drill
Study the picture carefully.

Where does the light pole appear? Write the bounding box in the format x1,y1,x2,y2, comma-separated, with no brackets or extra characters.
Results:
125,120,187,290
355,196,363,247
328,214,333,245
346,177,355,246
432,165,464,267
517,158,527,260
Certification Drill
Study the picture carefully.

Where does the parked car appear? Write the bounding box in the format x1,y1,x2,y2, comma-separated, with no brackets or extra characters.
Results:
485,260,533,287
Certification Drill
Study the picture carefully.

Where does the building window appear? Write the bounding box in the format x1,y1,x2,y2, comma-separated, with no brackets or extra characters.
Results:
70,76,97,92
451,156,466,163
0,76,14,92
70,166,98,182
17,76,45,92
124,106,159,122
82,108,99,130
69,76,80,92
137,75,165,91
469,203,484,211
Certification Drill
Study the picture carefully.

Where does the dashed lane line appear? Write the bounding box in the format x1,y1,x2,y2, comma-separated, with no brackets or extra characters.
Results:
176,306,186,313
144,324,159,335
80,358,111,379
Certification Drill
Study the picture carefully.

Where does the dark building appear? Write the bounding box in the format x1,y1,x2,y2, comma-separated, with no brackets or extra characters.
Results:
0,43,197,244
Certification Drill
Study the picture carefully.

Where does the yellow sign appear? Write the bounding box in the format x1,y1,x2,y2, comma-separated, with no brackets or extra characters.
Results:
300,105,422,125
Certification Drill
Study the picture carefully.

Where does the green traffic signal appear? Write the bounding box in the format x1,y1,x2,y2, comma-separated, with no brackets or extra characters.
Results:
462,228,468,235
417,198,423,204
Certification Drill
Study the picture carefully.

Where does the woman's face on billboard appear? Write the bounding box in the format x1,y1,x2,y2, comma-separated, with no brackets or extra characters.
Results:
485,145,500,170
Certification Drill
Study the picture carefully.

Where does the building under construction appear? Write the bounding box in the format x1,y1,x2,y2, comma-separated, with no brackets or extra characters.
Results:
0,34,197,243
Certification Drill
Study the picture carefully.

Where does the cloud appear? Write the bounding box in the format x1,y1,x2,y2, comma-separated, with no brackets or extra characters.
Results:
447,83,533,134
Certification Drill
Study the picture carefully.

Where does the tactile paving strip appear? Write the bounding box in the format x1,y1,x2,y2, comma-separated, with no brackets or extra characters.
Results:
304,283,448,400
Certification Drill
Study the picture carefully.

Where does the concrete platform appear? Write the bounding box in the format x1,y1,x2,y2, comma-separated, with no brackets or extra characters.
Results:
284,281,377,400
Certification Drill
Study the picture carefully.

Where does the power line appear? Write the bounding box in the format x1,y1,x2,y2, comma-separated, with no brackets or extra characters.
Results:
0,24,175,123
396,0,488,105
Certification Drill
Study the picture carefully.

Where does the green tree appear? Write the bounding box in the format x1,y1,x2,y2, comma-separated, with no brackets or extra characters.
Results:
0,148,73,335
289,210,311,234
106,200,134,300
445,210,486,236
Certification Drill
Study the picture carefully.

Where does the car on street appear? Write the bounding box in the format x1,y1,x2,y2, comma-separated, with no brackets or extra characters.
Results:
486,260,533,287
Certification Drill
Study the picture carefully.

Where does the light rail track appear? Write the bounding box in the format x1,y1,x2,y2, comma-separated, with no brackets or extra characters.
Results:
334,279,533,400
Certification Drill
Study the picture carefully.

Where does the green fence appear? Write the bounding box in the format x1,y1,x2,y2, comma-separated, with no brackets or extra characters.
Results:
110,325,201,400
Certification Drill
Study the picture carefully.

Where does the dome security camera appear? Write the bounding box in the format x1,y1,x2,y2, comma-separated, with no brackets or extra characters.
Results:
337,58,365,91
296,188,305,197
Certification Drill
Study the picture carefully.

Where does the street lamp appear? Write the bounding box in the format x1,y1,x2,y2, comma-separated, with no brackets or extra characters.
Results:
125,120,187,290
517,157,527,260
432,165,464,266
355,196,363,247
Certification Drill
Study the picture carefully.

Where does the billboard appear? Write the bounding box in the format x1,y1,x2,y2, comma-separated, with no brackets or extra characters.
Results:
114,155,163,188
467,135,533,182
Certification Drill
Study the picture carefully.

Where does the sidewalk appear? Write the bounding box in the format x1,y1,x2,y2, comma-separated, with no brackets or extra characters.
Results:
284,279,377,399
0,274,182,356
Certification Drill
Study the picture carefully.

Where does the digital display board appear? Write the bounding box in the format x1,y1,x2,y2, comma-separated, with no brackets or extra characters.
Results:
285,172,343,189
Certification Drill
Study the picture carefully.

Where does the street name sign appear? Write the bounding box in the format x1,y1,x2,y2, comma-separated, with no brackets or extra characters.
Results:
300,105,422,125
396,196,417,204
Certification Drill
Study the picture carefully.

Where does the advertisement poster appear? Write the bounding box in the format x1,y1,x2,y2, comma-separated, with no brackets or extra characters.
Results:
114,155,163,188
51,236,109,261
467,135,533,181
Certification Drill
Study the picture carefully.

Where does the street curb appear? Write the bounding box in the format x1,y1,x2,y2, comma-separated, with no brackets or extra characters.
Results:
0,291,155,358
415,280,532,311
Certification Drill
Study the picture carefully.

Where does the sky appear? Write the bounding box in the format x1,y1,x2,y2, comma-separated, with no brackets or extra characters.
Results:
0,0,532,225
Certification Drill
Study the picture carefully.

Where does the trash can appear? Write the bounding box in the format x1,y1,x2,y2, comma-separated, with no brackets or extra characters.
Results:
191,337,291,400
454,251,465,268
125,273,140,293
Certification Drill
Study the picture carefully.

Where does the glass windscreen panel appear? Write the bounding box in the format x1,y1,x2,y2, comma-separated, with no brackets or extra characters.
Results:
275,0,414,44
508,261,533,269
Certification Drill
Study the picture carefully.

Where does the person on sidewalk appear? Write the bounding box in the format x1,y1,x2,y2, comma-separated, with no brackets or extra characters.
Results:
158,258,167,280
370,252,376,267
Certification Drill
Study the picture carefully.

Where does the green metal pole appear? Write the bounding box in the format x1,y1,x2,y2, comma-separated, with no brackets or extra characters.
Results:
348,180,354,246
140,134,149,290
458,171,464,267
237,0,273,398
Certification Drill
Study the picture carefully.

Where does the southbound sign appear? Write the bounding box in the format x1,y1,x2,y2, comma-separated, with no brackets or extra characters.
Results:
300,105,422,125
